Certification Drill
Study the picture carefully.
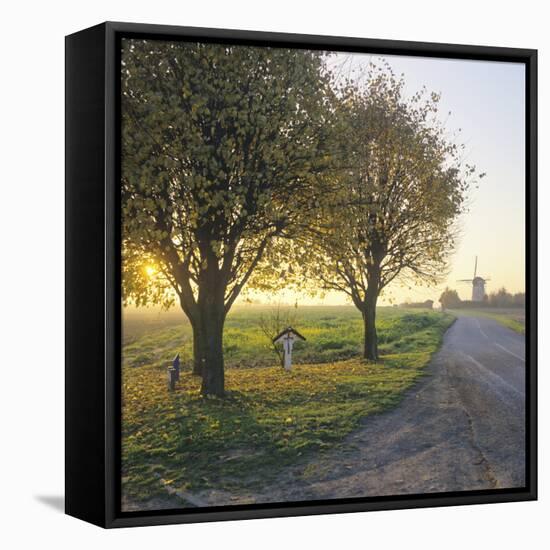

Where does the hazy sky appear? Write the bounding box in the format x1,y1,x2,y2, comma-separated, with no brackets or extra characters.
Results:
248,52,526,307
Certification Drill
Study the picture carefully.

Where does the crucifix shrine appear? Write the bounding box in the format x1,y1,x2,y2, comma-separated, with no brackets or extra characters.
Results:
272,326,306,371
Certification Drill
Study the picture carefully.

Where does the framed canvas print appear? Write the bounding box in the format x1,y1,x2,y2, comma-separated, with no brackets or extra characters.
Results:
65,22,537,528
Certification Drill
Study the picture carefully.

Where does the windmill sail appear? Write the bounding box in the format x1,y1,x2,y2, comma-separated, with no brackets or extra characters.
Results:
457,256,489,302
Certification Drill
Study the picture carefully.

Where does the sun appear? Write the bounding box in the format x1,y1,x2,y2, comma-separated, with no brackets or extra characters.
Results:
144,264,157,278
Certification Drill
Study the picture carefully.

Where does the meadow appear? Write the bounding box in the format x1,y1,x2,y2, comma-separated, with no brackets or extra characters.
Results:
123,305,451,370
122,306,455,508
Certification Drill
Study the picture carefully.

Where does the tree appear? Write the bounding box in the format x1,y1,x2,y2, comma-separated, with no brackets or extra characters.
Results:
306,66,483,360
439,287,462,309
488,287,515,308
513,292,525,307
121,39,334,396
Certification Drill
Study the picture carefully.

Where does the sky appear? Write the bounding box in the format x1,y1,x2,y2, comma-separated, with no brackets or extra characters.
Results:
247,52,526,307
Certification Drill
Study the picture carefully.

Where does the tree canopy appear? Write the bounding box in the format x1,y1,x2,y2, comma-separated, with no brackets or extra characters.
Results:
439,287,462,309
301,65,483,358
121,42,484,393
121,39,336,395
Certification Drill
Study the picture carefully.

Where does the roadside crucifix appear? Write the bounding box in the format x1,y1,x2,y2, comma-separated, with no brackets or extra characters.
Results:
273,327,306,371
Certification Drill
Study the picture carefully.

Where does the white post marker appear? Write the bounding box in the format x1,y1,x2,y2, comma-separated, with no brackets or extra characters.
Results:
273,326,306,371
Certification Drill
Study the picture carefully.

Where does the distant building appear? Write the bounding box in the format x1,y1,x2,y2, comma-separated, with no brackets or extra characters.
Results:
400,299,434,309
458,256,490,302
471,277,487,302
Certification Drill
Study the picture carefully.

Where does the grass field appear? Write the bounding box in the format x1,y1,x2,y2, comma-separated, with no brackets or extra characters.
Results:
452,308,525,334
123,305,452,370
122,306,455,507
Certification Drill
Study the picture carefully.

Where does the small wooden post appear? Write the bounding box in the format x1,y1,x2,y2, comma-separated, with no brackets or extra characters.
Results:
173,353,180,381
167,367,177,391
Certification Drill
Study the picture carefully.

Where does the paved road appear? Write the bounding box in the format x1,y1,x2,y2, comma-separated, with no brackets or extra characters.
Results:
191,314,526,506
438,314,525,489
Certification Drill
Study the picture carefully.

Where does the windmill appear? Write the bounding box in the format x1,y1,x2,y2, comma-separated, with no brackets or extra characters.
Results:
458,256,490,302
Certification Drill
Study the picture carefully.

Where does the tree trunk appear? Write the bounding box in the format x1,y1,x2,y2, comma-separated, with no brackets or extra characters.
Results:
362,291,379,361
191,323,205,376
198,307,225,396
190,262,226,396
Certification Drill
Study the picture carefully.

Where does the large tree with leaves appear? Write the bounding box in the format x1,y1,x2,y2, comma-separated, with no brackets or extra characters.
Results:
307,65,483,360
121,39,334,396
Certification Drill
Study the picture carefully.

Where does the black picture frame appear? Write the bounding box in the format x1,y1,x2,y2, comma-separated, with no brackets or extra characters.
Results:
65,21,538,528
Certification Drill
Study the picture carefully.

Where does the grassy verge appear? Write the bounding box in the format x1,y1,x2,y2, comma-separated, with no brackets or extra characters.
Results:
455,308,525,334
122,309,455,505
